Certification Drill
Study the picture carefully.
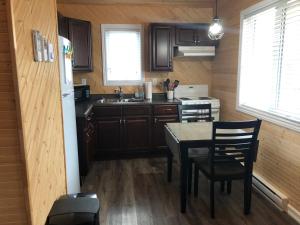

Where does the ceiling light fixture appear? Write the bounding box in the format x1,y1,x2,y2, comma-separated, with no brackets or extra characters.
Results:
208,0,224,40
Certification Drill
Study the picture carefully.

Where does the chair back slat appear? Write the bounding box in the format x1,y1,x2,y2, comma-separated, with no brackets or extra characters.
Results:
210,119,262,174
215,132,255,137
214,138,253,145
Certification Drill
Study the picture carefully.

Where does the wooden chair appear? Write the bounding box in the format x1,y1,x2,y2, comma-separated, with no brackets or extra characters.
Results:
167,104,212,190
193,119,261,218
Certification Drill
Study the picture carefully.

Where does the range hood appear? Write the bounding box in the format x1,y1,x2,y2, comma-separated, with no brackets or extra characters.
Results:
174,46,215,57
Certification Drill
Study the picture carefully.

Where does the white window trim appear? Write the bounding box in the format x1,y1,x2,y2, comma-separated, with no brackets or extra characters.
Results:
101,24,144,86
236,0,300,133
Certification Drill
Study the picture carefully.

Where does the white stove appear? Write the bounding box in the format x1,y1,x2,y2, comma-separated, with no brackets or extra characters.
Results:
175,85,220,121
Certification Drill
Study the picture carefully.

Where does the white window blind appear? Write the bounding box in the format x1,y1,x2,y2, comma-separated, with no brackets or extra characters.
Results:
238,0,300,131
101,24,143,86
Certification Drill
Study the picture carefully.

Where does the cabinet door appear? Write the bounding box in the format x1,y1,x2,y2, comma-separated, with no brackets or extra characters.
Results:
68,18,92,72
150,24,173,71
196,24,215,46
152,116,178,148
123,116,151,149
96,118,122,150
175,27,197,46
58,13,69,39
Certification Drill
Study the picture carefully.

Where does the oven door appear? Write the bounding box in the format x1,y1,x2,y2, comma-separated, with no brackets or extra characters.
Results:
181,108,220,122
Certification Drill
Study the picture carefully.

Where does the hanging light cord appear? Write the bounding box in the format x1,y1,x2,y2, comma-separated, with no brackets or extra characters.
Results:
215,0,218,18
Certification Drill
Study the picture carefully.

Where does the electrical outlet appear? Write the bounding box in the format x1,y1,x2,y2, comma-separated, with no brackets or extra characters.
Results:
152,78,158,86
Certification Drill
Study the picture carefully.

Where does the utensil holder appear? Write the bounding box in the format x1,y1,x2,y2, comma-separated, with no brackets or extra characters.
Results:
167,91,174,100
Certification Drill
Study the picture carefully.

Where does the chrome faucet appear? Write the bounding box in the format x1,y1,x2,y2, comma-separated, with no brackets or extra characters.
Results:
115,86,124,100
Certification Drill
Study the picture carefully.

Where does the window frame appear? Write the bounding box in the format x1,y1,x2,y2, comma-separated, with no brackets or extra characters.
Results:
236,0,300,132
101,24,144,86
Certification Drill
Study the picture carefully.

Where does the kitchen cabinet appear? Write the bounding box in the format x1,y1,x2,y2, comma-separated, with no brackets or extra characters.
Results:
149,24,174,72
96,118,122,150
68,18,92,72
58,13,69,39
175,24,214,46
93,103,178,159
123,116,151,149
94,106,122,151
123,105,151,150
152,105,179,148
94,105,152,157
76,109,96,178
57,14,92,72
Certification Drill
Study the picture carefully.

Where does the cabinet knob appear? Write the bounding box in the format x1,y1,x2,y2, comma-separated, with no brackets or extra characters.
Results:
154,118,158,123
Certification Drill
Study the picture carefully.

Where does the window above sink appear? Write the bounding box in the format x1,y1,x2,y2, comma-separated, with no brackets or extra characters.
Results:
101,24,144,86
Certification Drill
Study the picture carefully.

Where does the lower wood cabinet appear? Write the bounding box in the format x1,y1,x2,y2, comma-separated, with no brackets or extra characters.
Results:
76,111,96,178
123,116,151,149
93,104,178,159
152,115,178,148
96,117,122,150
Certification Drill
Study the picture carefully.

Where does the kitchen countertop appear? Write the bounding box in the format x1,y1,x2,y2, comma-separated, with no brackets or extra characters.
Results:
75,93,181,118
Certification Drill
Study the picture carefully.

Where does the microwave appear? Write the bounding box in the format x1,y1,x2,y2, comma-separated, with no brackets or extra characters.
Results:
74,85,90,102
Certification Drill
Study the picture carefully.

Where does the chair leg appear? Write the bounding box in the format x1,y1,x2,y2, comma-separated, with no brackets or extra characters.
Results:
188,160,193,194
210,180,215,218
220,181,225,193
167,151,173,182
194,164,199,197
244,177,252,214
227,180,232,194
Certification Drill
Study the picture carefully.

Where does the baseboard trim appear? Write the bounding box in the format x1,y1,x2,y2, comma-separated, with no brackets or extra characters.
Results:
288,205,300,224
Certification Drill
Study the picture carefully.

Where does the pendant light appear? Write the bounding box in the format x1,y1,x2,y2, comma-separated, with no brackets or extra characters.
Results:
208,0,224,40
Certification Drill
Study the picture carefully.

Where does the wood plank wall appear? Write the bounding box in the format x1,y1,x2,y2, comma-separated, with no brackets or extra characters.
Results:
57,3,214,94
0,0,29,224
6,0,67,225
212,0,300,212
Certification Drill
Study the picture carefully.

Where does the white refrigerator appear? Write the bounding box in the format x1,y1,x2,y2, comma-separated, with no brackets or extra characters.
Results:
58,36,81,194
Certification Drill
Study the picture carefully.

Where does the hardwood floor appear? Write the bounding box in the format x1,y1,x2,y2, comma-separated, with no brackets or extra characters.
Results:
82,158,298,225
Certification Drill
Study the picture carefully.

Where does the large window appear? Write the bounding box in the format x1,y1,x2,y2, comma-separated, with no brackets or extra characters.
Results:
237,0,300,131
101,24,143,86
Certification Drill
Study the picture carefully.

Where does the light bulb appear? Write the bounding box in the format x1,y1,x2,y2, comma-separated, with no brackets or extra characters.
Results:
208,17,224,40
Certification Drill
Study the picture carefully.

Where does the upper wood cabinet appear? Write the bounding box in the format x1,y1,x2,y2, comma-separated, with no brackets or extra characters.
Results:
149,23,217,72
58,13,69,39
175,24,215,46
149,24,174,72
68,18,93,72
57,14,93,72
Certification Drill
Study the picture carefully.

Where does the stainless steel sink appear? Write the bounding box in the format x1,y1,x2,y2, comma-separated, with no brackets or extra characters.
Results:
96,98,144,104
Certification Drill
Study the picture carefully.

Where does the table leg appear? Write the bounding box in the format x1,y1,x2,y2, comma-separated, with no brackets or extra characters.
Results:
180,145,188,213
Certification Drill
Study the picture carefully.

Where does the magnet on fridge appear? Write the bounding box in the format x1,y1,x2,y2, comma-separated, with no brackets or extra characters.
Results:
42,37,49,62
48,42,54,62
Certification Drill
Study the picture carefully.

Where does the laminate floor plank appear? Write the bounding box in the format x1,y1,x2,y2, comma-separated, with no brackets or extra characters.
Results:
82,159,298,225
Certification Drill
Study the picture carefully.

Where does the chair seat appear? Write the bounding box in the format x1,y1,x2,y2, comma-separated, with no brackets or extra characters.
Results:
188,147,209,159
195,159,245,180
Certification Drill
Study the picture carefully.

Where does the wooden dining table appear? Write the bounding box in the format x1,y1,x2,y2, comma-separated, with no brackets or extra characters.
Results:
164,122,245,213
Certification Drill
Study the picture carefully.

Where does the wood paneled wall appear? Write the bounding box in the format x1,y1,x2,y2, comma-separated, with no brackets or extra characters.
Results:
57,3,214,94
212,0,300,212
6,0,67,225
0,1,29,224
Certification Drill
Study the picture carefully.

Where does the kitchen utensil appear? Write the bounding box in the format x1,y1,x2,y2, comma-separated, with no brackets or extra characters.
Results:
166,78,170,91
174,80,180,89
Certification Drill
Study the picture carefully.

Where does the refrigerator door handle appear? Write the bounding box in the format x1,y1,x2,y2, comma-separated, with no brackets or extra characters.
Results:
63,93,70,97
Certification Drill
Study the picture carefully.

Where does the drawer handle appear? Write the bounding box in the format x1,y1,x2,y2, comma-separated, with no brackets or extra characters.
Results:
164,108,173,111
